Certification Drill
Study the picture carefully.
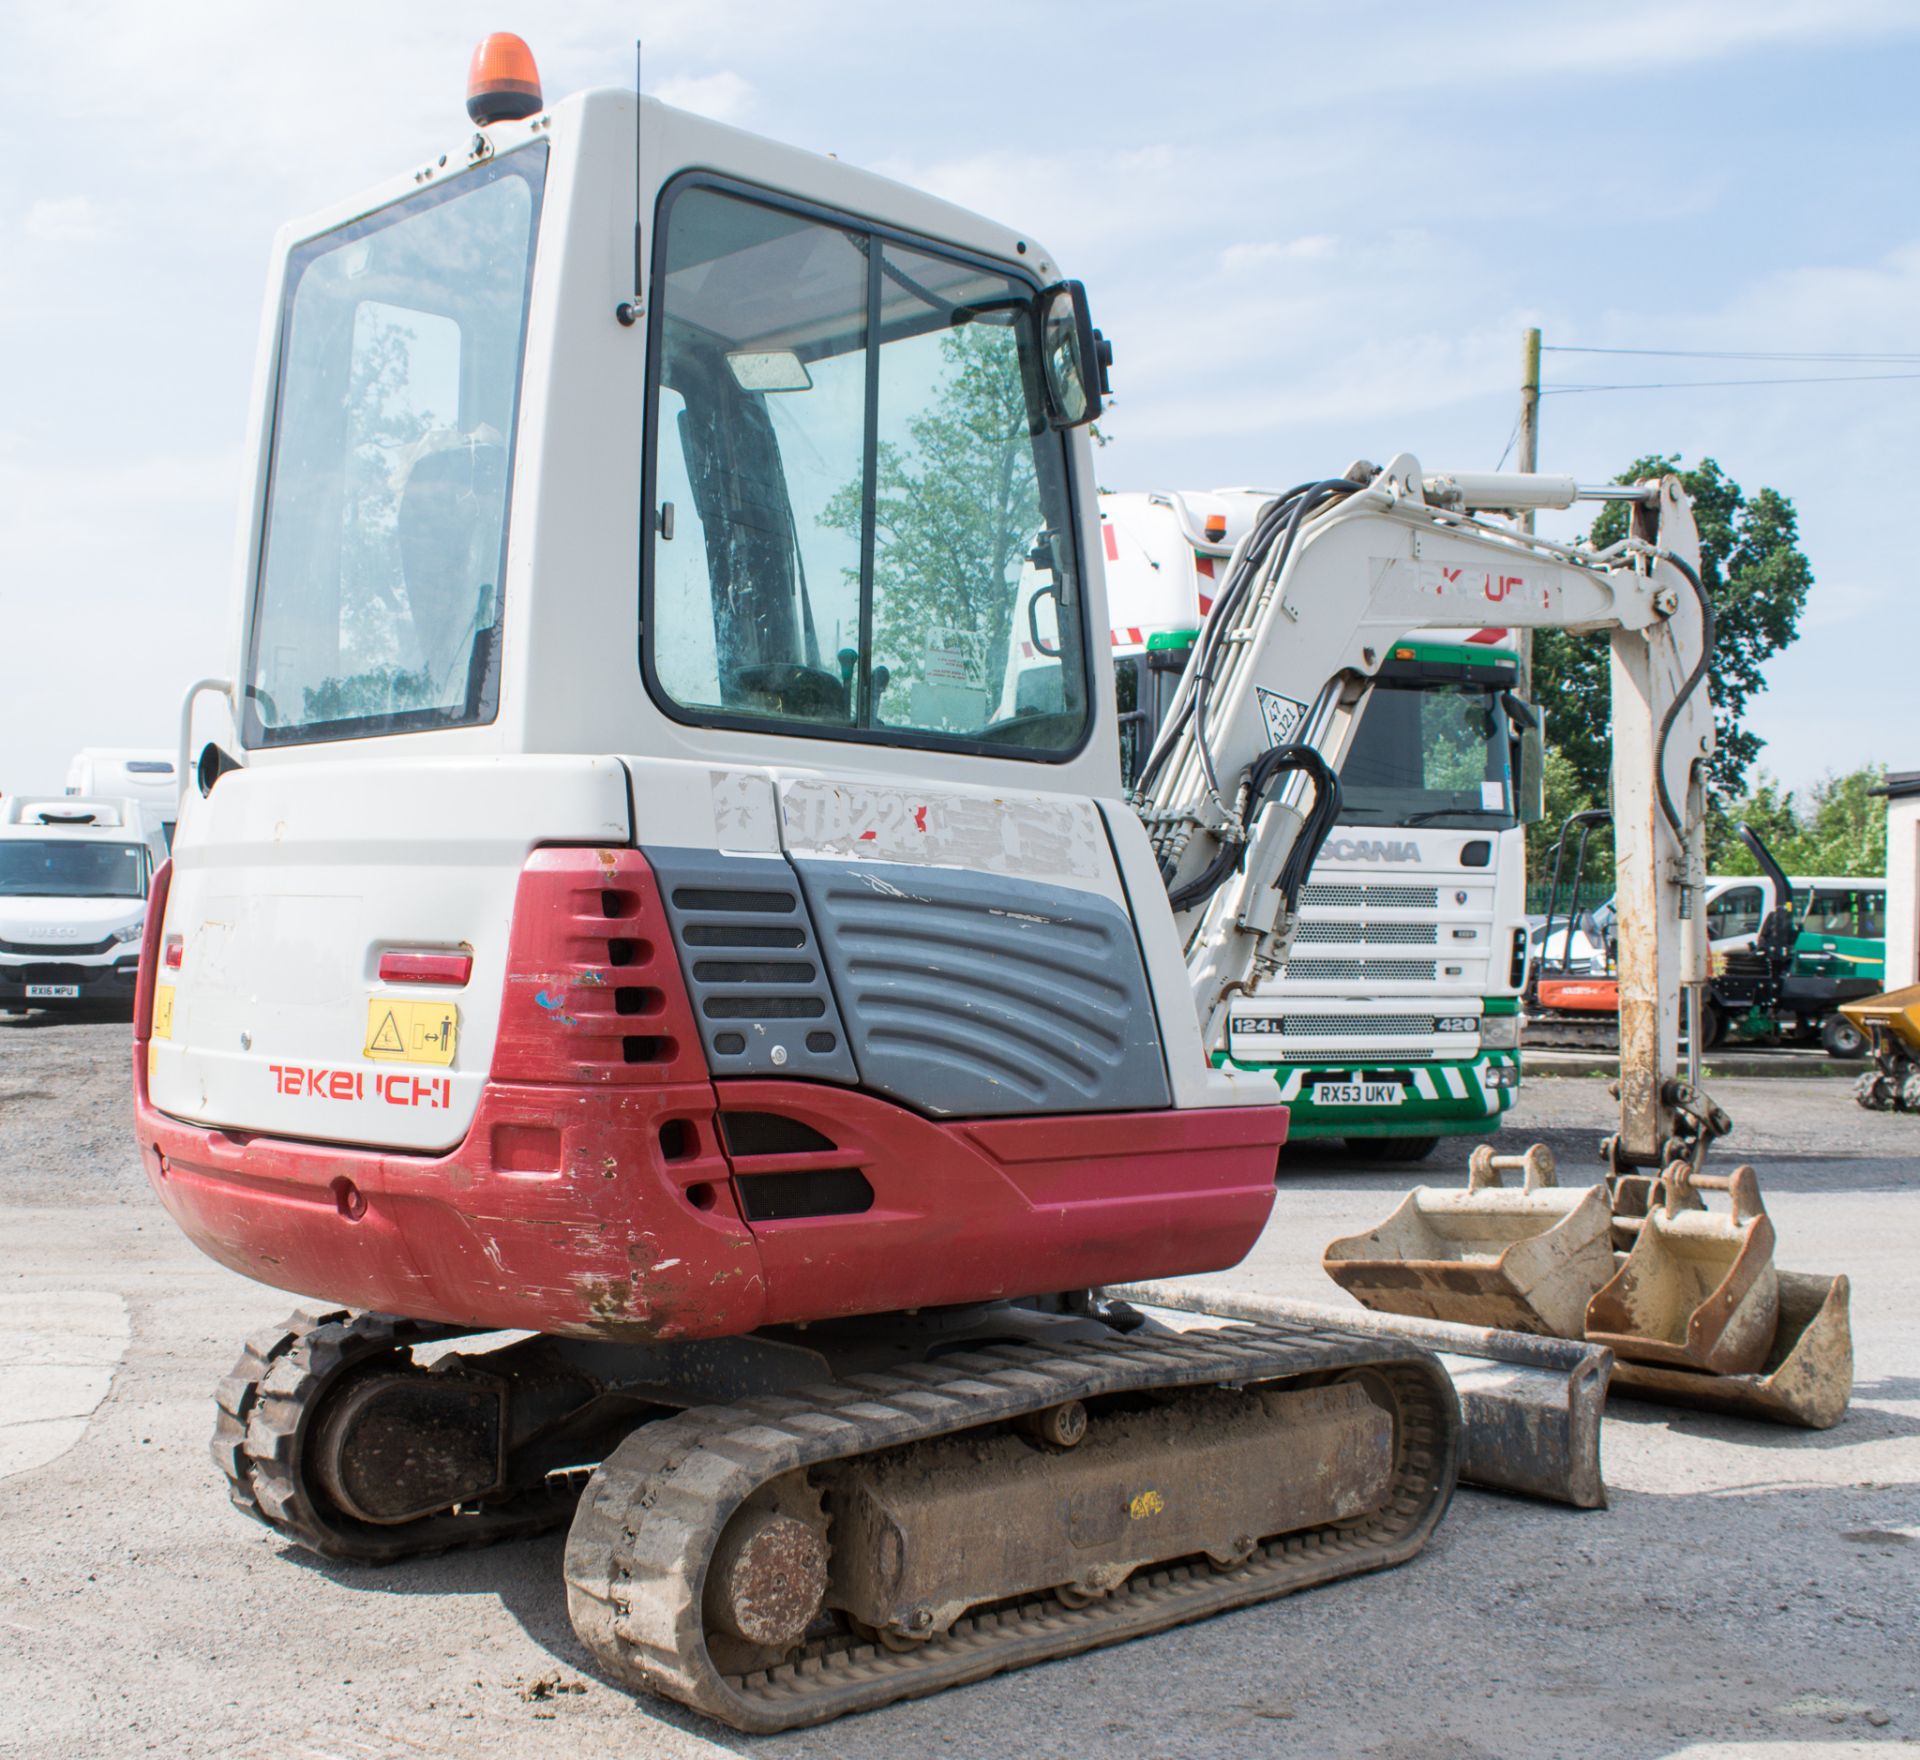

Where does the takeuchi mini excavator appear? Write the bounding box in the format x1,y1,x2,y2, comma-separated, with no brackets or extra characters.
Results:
135,38,1850,1732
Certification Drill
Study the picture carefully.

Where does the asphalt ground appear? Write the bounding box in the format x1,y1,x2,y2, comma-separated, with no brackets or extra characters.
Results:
2,1012,1916,1759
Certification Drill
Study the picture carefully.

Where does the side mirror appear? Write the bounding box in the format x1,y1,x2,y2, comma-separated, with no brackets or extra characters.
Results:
1516,723,1545,825
1038,281,1106,428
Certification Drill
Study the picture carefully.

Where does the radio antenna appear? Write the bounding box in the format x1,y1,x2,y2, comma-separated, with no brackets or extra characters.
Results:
616,39,644,326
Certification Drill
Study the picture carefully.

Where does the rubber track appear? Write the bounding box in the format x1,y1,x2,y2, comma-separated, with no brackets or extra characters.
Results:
565,1321,1457,1732
212,1309,578,1564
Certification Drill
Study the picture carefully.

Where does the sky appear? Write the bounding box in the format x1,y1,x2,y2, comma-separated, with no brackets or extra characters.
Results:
3,0,1917,800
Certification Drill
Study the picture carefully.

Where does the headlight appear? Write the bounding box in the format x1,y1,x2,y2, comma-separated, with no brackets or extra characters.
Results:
1480,1013,1521,1049
111,919,145,943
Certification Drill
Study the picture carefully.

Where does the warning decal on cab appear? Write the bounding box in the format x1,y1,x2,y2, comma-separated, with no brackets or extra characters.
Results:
364,996,459,1065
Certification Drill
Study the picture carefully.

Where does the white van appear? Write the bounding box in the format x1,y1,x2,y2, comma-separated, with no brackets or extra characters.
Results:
0,797,168,1011
64,749,181,850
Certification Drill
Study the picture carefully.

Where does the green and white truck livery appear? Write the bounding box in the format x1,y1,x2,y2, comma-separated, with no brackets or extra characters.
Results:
1099,489,1537,1157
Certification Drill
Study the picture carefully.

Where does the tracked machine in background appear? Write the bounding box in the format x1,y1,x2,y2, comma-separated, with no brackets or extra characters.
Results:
134,37,1850,1733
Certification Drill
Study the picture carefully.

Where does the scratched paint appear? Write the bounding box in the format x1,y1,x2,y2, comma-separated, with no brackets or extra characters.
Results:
777,778,1105,880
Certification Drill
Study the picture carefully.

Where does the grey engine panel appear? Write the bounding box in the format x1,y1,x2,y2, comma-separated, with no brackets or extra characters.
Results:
792,859,1170,1118
644,847,859,1084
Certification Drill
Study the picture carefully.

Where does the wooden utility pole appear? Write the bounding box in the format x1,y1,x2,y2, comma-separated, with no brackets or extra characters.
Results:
1515,326,1542,699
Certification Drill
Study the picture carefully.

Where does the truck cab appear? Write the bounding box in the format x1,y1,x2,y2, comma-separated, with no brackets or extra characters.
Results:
1099,488,1539,1156
0,797,164,1011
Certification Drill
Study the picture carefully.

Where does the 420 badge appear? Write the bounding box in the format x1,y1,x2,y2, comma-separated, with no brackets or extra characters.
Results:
364,996,459,1065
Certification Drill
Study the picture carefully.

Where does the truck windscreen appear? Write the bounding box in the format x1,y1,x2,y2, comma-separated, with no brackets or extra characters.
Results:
1336,680,1516,830
0,842,146,898
243,149,547,745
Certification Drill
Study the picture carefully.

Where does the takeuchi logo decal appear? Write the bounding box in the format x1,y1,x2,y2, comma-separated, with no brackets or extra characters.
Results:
1324,838,1422,862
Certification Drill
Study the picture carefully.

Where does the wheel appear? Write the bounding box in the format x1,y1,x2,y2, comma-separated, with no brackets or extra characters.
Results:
1820,1014,1868,1060
1686,998,1725,1050
1854,1070,1894,1111
1343,1136,1439,1162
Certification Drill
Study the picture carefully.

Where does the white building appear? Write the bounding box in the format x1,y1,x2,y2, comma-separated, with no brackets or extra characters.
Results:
1875,770,1920,989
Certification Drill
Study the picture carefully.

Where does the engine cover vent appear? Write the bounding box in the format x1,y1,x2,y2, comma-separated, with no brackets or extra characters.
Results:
645,847,858,1084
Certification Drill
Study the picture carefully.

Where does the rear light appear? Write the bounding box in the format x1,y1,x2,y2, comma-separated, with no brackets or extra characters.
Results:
491,849,708,1085
164,936,183,970
379,950,473,987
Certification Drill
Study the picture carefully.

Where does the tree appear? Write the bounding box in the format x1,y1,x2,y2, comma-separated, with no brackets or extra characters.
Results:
1527,455,1812,874
1533,455,1812,802
1710,764,1887,876
821,326,1039,696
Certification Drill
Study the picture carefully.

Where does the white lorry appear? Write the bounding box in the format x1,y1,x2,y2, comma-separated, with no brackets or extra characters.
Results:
0,796,166,1011
65,748,182,850
1100,490,1537,1158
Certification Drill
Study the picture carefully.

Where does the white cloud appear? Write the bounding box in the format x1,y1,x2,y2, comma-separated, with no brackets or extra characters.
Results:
650,70,754,124
25,196,107,243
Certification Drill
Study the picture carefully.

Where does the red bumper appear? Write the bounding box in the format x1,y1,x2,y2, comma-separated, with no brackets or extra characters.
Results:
135,1064,1284,1340
134,845,1285,1340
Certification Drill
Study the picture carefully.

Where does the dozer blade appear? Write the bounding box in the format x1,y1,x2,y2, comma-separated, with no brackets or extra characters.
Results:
1586,1165,1778,1376
1322,1144,1617,1339
564,1324,1457,1732
1606,1268,1852,1429
1109,1282,1611,1508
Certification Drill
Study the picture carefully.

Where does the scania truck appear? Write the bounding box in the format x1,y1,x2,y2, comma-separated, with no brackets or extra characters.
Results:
1102,490,1538,1157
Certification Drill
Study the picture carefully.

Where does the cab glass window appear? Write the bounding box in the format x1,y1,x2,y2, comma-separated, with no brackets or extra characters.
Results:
244,150,546,745
644,180,1088,757
1707,885,1764,941
1336,679,1516,830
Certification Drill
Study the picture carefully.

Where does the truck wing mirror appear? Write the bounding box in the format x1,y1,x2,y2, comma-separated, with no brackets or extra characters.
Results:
1506,694,1544,826
1038,281,1107,428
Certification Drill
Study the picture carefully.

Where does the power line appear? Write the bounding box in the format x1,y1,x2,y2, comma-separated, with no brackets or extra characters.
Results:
1545,371,1920,393
1544,345,1920,363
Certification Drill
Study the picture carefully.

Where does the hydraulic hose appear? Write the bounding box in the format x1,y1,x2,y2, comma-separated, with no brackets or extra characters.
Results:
1651,550,1714,843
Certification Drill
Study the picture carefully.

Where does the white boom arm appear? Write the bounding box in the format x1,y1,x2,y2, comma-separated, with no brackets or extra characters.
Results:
1134,454,1714,1165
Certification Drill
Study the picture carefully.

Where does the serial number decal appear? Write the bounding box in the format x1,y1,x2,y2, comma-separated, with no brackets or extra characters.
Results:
269,1065,453,1110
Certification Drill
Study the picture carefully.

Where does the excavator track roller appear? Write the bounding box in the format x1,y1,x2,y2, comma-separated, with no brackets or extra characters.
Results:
1322,1143,1617,1338
1585,1164,1779,1376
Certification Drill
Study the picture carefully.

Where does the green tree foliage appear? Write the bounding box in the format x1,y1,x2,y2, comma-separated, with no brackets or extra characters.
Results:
1534,455,1811,799
821,326,1038,694
1527,454,1813,874
1710,765,1887,876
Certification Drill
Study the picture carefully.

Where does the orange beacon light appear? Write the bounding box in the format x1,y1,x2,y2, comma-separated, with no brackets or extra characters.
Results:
467,34,543,125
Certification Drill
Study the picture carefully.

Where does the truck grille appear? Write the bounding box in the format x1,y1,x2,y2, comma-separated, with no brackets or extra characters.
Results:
1300,883,1440,910
1294,921,1436,945
1278,958,1438,982
0,934,119,957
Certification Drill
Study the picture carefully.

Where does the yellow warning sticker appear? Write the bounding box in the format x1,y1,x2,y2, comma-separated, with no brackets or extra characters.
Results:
364,996,459,1065
152,985,175,1041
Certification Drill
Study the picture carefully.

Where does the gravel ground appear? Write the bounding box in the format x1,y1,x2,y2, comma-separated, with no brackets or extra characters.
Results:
1,1013,1915,1759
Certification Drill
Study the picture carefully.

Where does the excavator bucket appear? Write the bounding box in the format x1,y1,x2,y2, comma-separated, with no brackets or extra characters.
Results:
1606,1269,1852,1429
1323,1144,1616,1339
1585,1165,1778,1376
